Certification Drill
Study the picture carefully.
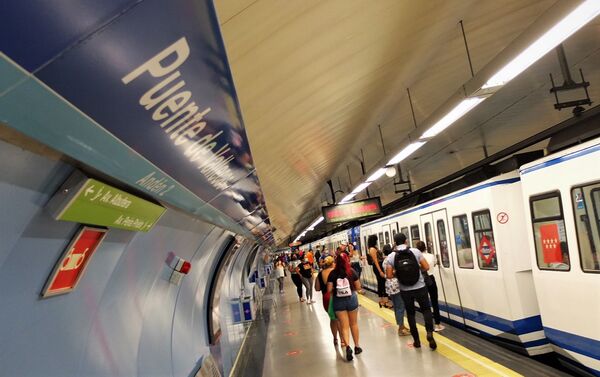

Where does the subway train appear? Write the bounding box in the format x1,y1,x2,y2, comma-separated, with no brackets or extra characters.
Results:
306,136,600,376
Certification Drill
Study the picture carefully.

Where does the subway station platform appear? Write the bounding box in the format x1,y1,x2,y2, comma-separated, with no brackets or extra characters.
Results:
237,277,570,377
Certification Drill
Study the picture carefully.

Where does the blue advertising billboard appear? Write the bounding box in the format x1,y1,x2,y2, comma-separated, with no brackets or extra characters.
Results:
1,0,272,241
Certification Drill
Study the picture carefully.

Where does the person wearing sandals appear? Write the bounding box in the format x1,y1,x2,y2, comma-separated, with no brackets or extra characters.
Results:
315,256,340,346
327,253,363,361
367,235,392,308
383,246,410,337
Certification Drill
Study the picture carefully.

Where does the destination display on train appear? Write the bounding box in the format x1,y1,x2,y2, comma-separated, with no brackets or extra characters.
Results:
322,197,382,224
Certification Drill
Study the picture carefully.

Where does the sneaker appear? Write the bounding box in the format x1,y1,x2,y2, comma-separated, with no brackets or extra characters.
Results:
427,332,437,350
300,298,305,302
412,341,421,348
306,301,312,305
354,346,363,355
434,324,445,332
345,346,353,361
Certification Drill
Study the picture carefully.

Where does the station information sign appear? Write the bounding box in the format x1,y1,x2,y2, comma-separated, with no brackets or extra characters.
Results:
322,197,382,224
48,172,166,232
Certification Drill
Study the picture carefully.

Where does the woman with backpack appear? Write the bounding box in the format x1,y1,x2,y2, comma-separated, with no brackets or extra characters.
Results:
314,256,340,346
298,257,316,304
327,253,363,361
289,254,304,302
367,235,391,308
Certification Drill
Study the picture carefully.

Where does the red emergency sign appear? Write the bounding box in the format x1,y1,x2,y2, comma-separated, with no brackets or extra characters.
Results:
42,226,107,297
539,224,563,264
478,235,496,265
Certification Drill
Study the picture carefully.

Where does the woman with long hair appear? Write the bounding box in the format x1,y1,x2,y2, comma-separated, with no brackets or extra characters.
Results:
314,256,340,346
416,241,445,332
289,254,304,301
367,234,391,308
327,253,362,361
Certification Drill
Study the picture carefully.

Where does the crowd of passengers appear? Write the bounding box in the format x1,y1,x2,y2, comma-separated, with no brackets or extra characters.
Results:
272,232,445,362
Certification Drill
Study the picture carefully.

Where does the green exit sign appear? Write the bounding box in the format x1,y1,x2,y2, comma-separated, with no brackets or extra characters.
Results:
48,171,165,232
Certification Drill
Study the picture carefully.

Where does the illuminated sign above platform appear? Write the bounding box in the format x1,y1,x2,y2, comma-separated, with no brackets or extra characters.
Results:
322,197,382,224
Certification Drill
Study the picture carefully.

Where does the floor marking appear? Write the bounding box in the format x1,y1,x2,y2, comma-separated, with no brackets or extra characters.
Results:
286,350,302,357
358,295,523,377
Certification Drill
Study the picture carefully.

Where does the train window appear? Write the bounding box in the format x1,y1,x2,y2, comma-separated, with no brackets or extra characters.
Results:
384,231,390,246
424,223,434,253
378,232,384,250
436,220,450,268
572,184,600,272
452,215,474,269
530,193,570,271
400,227,409,244
472,210,498,270
410,225,420,247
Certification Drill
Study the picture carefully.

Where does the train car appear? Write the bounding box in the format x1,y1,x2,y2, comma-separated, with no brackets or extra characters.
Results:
520,137,600,376
359,172,549,356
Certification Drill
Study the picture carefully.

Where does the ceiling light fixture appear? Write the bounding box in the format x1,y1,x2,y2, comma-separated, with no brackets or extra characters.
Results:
483,0,600,89
420,97,485,139
385,166,397,177
387,141,426,165
340,193,357,203
366,168,387,182
351,182,372,194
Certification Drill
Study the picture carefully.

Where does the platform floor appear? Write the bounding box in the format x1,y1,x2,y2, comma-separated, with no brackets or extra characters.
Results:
257,276,565,377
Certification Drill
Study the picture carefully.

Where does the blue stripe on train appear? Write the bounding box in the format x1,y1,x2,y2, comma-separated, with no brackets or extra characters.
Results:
544,327,600,361
520,142,600,175
367,177,521,226
438,301,544,336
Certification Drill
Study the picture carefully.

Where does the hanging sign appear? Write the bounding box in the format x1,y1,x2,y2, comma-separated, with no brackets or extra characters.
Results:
540,224,563,264
477,235,496,265
42,226,107,297
322,197,382,224
47,171,165,232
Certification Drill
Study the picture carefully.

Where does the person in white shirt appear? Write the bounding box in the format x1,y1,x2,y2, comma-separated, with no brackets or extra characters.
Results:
416,241,445,332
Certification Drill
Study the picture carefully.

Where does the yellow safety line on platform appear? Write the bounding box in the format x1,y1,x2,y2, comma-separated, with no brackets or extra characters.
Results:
358,295,523,377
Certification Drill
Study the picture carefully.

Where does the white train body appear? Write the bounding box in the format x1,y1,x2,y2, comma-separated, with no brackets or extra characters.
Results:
520,138,600,375
305,137,600,375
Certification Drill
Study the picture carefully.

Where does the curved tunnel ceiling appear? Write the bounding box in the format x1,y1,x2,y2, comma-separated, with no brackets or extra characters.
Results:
214,0,600,244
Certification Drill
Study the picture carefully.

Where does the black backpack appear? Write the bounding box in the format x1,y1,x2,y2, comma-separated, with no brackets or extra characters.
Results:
394,248,420,286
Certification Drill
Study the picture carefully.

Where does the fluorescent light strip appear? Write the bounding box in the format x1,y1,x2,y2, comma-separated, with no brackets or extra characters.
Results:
387,141,426,165
351,181,372,194
420,97,484,139
340,193,357,203
483,1,600,89
366,168,387,182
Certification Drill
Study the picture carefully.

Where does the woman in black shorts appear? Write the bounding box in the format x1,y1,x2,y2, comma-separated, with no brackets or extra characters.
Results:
367,234,391,308
327,253,363,361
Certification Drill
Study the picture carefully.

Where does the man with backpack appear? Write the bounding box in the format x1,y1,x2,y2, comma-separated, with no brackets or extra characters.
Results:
384,232,437,350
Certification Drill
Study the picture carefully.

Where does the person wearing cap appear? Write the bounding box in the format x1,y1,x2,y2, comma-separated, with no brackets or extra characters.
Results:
315,255,340,346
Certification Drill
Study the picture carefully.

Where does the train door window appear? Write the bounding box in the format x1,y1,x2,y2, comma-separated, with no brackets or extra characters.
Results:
452,215,474,268
530,193,570,271
424,223,433,253
571,184,600,272
384,231,390,246
400,227,409,245
410,225,420,248
436,220,450,268
472,210,498,270
378,232,384,250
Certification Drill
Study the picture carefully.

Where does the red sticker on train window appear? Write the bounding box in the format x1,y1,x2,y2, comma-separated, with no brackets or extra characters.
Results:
478,235,496,264
540,224,563,264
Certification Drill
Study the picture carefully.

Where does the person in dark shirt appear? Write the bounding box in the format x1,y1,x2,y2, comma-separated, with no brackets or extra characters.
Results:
298,258,315,304
327,253,363,361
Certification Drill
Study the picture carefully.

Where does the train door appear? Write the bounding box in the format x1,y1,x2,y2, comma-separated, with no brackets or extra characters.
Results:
382,224,392,248
420,210,466,325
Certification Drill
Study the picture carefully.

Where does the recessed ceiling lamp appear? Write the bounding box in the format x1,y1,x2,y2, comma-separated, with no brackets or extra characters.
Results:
340,193,357,203
366,168,387,182
351,182,372,194
387,141,426,165
483,0,600,89
420,97,485,139
385,166,397,177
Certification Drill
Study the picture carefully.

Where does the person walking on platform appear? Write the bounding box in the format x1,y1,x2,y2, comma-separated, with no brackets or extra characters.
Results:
367,235,391,308
327,253,363,361
315,256,340,346
289,254,304,302
274,259,286,294
383,246,411,337
387,232,437,350
416,241,445,332
349,243,362,278
298,257,316,304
